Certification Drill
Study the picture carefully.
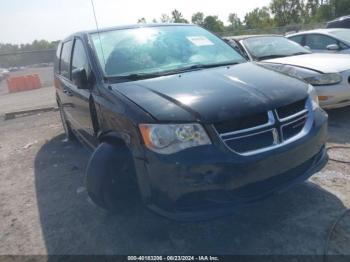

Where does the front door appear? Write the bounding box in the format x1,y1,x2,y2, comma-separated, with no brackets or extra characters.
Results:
66,38,96,146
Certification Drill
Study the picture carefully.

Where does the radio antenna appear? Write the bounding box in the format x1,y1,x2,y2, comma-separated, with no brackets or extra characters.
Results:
90,0,106,67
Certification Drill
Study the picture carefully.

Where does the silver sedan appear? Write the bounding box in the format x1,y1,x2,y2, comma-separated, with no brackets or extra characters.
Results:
224,35,350,109
287,29,350,54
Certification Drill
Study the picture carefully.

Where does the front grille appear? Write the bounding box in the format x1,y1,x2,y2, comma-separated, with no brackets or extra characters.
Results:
225,130,275,153
215,112,268,134
276,98,307,119
214,98,309,155
282,115,307,141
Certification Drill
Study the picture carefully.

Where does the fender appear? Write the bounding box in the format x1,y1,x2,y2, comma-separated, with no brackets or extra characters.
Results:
97,130,131,147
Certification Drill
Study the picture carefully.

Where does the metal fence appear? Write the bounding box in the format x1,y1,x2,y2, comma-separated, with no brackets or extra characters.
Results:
0,49,56,68
219,22,326,37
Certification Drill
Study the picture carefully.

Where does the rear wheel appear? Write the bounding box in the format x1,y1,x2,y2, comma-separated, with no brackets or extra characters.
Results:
85,142,138,212
58,103,75,140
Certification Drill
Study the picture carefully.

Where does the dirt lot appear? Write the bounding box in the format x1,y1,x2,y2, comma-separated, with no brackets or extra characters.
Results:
0,107,349,257
0,87,56,116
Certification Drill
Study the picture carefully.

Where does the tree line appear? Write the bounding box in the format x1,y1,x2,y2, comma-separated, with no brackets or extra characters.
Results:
1,0,349,56
0,40,58,54
138,0,350,33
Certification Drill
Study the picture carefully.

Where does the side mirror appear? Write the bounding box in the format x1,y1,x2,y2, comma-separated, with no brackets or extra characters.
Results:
327,44,340,51
303,45,311,50
72,68,89,89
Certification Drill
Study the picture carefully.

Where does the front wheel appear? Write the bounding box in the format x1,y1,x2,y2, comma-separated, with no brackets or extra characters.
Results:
85,143,138,212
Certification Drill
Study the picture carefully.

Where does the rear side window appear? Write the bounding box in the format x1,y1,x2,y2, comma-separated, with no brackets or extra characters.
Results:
289,35,303,45
71,39,91,78
60,40,73,79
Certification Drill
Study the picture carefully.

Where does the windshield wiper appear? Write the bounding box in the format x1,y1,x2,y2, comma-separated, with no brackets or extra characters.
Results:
107,61,241,82
289,52,310,56
191,61,241,69
165,61,241,74
257,54,288,61
108,72,163,82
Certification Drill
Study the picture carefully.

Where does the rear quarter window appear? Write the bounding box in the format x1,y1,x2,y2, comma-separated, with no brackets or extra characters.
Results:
54,42,62,73
59,40,73,79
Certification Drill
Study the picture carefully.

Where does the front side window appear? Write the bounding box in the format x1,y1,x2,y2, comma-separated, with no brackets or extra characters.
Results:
71,39,91,77
305,34,338,50
242,37,310,60
90,25,245,78
60,40,73,79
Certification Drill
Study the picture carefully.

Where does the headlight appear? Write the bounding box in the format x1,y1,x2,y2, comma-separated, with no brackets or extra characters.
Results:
308,84,319,110
304,73,342,86
139,123,211,154
259,63,312,79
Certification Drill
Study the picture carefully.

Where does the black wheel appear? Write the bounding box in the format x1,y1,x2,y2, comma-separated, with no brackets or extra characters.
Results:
58,103,75,140
85,143,138,212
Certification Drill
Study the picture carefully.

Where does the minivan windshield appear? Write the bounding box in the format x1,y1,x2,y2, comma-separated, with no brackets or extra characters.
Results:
90,25,246,79
243,36,311,61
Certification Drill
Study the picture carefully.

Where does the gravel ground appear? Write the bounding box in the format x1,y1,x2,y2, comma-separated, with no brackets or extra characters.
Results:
0,107,349,257
0,87,56,116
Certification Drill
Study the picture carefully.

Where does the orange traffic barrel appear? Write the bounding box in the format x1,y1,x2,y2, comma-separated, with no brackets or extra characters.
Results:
7,74,43,92
17,77,27,91
33,74,42,89
25,75,36,89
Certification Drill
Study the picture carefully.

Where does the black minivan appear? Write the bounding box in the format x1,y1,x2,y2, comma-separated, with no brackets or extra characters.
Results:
54,24,328,220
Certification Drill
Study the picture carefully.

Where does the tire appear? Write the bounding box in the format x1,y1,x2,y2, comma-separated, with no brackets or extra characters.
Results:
58,103,75,140
85,142,138,212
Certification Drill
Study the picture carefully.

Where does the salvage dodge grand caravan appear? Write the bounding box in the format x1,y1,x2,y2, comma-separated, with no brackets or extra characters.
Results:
54,24,328,220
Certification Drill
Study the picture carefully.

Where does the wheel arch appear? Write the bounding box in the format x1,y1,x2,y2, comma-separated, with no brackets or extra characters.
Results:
97,131,130,148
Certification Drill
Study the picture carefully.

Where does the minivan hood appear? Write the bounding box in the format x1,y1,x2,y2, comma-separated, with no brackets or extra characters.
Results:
264,53,350,73
112,62,308,123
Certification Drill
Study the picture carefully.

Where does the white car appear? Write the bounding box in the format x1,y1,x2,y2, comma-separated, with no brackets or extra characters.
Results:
224,35,350,109
0,68,10,81
287,29,350,54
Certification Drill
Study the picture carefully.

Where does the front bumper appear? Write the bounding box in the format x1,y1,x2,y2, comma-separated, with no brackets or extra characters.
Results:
134,108,328,221
316,71,350,109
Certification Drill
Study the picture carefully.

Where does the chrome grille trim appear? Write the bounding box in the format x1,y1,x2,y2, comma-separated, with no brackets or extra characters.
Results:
220,111,275,138
281,115,308,142
213,97,312,156
223,128,275,141
277,108,308,122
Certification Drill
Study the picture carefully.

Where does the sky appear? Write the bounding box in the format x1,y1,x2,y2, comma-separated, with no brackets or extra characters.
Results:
0,0,270,44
